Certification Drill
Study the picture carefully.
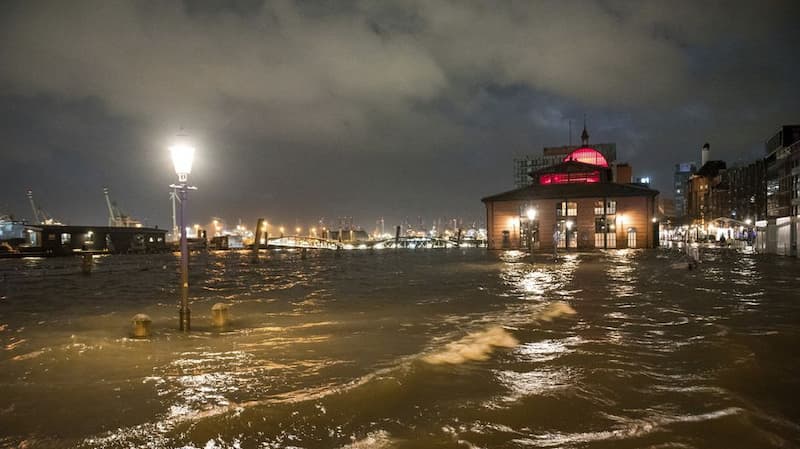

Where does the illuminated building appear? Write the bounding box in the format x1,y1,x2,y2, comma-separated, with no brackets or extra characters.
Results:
687,159,727,228
483,126,659,250
513,132,617,188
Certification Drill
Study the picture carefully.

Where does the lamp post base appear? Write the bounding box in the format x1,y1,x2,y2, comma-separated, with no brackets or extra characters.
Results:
179,308,191,332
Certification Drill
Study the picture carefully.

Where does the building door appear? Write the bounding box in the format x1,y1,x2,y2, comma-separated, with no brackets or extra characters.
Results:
627,228,637,248
501,230,510,249
522,219,539,249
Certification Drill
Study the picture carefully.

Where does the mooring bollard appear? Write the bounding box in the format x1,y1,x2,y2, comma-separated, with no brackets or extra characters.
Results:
81,253,93,275
211,303,231,328
131,313,152,338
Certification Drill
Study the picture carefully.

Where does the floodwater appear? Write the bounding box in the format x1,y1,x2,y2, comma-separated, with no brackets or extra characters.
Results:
1,248,799,448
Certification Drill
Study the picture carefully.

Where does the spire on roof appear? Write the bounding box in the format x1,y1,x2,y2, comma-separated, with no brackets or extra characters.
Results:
581,114,589,146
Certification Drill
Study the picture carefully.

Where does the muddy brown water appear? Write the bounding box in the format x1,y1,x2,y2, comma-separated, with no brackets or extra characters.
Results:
0,248,799,448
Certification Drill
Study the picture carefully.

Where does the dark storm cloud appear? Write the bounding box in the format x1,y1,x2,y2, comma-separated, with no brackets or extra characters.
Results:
1,0,798,228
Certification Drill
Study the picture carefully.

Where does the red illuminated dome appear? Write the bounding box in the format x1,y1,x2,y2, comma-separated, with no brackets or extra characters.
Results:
563,147,608,167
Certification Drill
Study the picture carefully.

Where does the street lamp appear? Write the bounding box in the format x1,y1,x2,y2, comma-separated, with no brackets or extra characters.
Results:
169,138,196,332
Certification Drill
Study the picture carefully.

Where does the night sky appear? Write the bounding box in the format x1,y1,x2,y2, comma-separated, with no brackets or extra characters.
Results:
1,1,799,231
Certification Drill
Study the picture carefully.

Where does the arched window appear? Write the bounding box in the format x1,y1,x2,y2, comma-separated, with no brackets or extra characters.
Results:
563,148,609,167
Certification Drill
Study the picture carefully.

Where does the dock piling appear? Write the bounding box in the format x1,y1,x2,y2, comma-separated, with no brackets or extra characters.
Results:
252,218,265,263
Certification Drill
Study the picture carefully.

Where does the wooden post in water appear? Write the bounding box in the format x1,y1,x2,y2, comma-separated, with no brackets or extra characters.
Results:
395,225,401,249
252,218,264,263
456,228,463,247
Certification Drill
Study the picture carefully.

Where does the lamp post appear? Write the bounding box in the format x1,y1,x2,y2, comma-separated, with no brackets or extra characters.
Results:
169,140,196,332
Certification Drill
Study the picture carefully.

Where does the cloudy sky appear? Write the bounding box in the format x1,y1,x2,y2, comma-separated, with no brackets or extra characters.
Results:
1,0,798,231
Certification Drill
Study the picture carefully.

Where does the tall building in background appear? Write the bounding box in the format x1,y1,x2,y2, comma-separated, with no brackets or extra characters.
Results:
687,158,727,226
764,125,800,217
673,162,696,218
726,160,767,221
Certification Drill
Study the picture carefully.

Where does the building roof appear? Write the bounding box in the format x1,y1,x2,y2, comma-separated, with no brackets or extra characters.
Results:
696,160,726,177
481,182,659,202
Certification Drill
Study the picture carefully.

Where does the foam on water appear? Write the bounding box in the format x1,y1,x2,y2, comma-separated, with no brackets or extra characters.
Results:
535,301,576,322
423,301,576,365
339,430,394,449
422,326,519,365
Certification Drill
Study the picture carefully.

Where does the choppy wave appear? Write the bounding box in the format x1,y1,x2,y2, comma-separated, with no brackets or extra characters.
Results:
422,326,519,365
512,407,744,447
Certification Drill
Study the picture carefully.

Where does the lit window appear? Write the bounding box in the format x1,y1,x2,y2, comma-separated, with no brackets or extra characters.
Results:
556,202,577,217
540,171,601,185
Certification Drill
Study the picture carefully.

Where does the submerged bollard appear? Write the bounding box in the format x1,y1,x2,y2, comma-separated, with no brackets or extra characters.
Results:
131,313,152,338
81,253,93,275
211,303,231,328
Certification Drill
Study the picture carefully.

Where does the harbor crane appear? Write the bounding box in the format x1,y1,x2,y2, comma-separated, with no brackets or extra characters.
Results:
26,189,61,225
103,187,142,227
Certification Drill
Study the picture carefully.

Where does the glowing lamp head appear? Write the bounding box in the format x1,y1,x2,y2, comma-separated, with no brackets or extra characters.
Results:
745,219,752,225
169,142,195,182
566,220,574,230
526,208,537,220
